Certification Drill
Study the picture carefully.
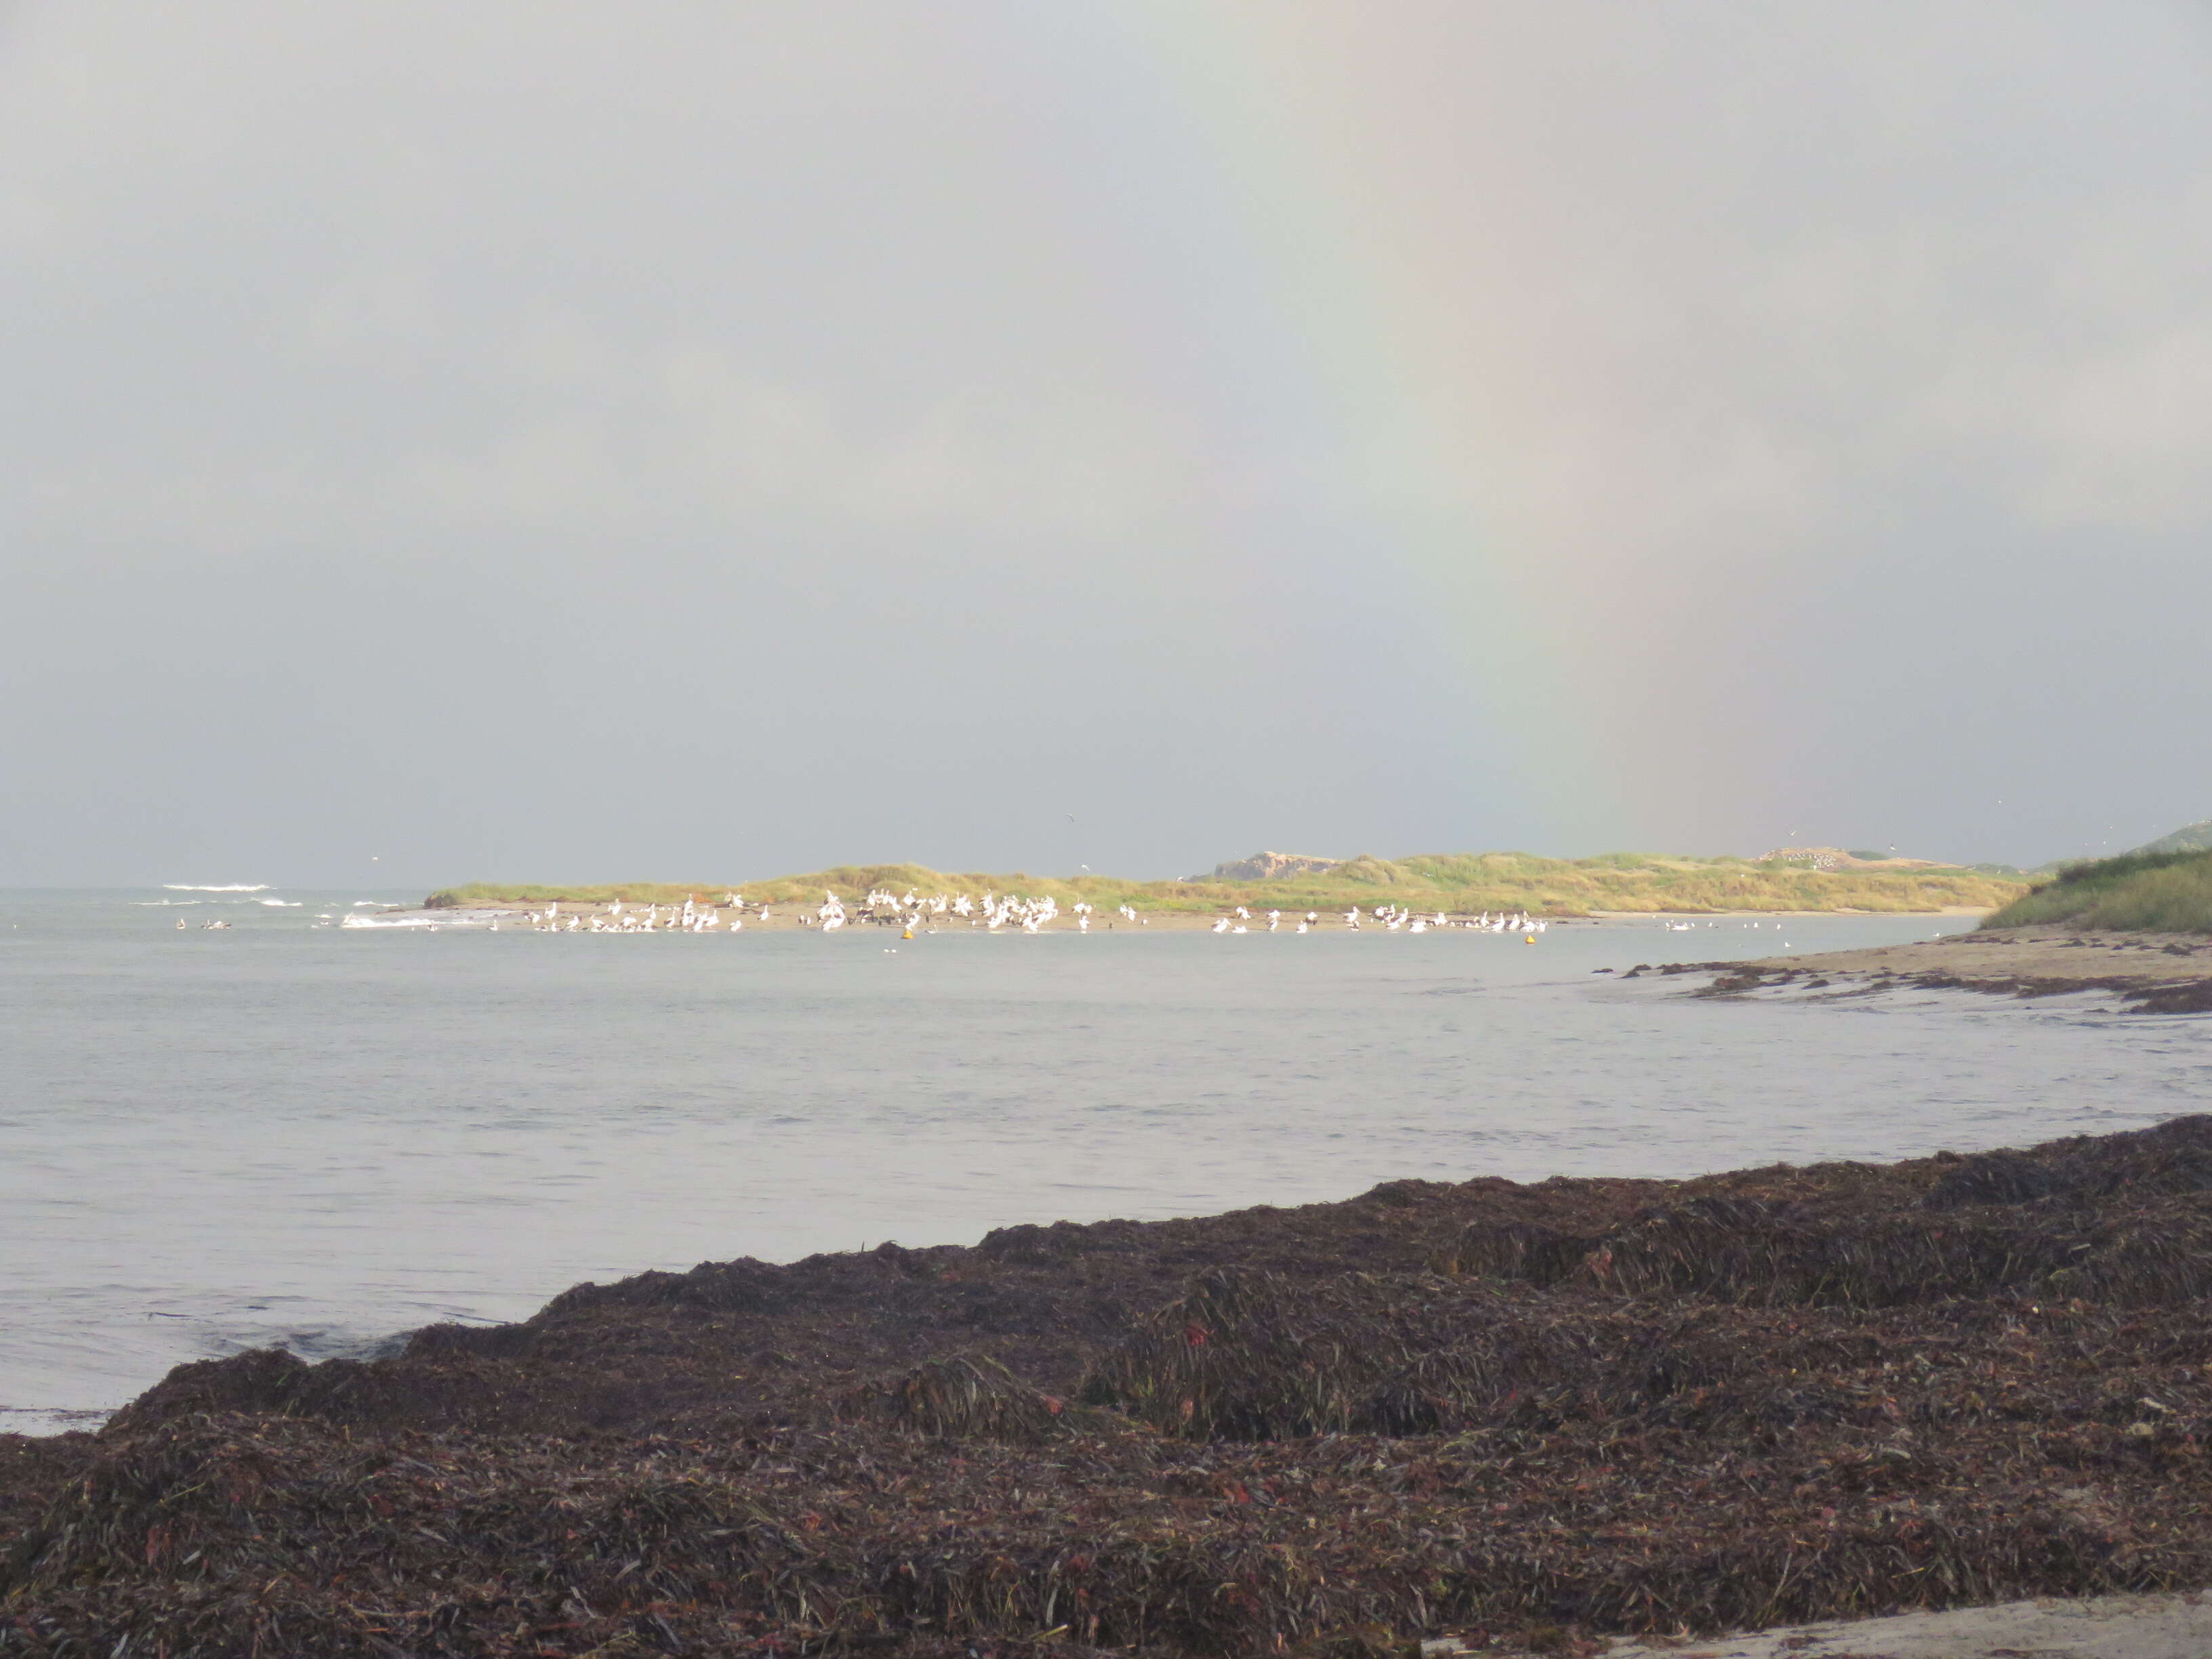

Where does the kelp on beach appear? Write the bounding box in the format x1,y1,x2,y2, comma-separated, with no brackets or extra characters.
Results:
13,1122,2212,1656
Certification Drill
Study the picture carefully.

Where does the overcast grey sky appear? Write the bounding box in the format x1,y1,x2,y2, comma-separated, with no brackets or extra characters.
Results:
3,2,2208,887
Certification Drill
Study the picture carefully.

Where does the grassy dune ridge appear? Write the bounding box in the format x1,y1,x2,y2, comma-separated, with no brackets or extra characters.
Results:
1984,848,2212,934
428,851,2025,918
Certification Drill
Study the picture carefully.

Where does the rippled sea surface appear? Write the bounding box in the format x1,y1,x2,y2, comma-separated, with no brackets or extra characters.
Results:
4,888,2207,1432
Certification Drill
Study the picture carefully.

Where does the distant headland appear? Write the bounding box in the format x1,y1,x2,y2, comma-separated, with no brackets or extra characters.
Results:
425,847,2027,920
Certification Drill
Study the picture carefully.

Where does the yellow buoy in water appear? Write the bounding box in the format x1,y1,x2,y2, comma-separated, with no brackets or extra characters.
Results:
1524,934,1536,943
902,927,914,939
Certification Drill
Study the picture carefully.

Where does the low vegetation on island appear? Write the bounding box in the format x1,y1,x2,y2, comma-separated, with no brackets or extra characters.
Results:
2123,818,2212,858
1983,847,2212,935
428,849,2025,918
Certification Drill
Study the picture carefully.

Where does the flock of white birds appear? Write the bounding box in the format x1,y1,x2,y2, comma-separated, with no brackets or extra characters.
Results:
489,890,1557,937
1204,903,1551,937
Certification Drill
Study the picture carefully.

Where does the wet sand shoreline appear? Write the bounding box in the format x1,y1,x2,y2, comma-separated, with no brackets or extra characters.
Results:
1692,926,2212,1012
1574,1589,2212,1659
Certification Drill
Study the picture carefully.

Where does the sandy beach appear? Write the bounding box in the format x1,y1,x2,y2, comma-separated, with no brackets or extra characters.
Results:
1706,926,2212,1011
1559,1589,2212,1659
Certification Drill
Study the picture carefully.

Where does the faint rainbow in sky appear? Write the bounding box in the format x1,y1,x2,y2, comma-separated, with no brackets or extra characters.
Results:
1019,4,1622,840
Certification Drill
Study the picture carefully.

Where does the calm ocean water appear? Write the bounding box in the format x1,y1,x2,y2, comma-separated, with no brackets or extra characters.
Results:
4,888,2207,1433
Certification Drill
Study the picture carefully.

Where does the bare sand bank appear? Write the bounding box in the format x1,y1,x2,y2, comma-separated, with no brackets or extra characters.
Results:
1544,1589,2212,1658
1701,926,2212,1012
1588,906,1994,920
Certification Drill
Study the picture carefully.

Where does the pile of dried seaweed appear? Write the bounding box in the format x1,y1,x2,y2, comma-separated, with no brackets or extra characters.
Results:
12,1118,2212,1656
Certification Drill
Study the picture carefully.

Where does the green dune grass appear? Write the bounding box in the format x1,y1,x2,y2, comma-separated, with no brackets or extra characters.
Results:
428,851,2026,918
2124,819,2212,857
1982,848,2212,934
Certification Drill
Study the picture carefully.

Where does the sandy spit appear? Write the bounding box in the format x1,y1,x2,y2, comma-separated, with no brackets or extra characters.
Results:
1666,926,2212,1013
1514,1589,2212,1658
1744,926,2212,984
